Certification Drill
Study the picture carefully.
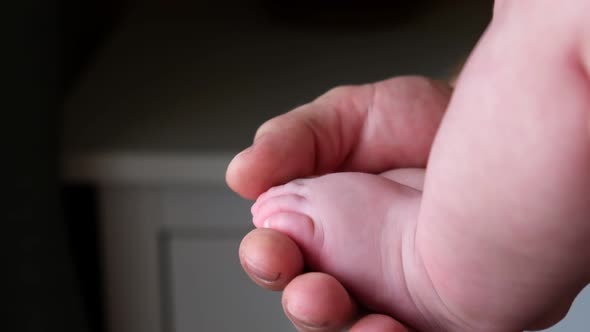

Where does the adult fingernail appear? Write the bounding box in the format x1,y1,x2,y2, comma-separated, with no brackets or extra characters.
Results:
235,133,268,159
284,299,329,331
235,145,254,159
253,132,269,144
291,317,329,331
244,257,281,283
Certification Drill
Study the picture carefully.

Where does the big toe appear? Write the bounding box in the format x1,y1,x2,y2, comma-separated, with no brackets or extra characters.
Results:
251,179,324,264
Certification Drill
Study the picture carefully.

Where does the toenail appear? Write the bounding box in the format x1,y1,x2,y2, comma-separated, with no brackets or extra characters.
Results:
244,257,281,283
259,213,316,245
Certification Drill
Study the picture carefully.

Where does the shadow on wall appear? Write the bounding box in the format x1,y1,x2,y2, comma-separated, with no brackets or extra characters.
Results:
60,0,133,91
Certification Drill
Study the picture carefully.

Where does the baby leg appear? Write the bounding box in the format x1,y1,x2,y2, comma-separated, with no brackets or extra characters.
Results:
417,1,590,330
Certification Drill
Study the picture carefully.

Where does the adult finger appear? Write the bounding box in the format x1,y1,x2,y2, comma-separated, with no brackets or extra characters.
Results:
226,76,451,199
239,230,411,332
239,228,304,291
282,272,357,332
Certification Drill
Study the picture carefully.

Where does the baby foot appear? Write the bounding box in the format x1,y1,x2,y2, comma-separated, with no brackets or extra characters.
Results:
251,170,445,331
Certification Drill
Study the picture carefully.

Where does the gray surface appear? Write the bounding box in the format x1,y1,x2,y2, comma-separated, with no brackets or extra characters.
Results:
540,285,590,332
63,1,491,155
161,186,253,229
168,236,293,332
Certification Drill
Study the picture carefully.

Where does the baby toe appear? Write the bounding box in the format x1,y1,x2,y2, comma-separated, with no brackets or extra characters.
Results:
251,180,310,223
263,212,318,259
253,193,309,227
251,180,323,261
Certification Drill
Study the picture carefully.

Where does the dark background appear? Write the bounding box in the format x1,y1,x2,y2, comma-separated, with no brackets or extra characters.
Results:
5,1,130,331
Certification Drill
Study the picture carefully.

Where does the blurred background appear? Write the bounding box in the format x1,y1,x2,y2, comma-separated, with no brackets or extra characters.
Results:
8,0,589,331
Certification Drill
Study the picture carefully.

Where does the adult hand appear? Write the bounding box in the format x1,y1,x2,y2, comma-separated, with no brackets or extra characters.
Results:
228,76,452,331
